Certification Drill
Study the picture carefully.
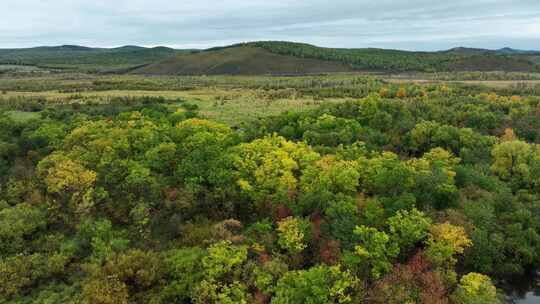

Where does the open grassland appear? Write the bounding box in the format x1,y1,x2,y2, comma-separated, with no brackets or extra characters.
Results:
2,73,540,126
3,73,540,125
1,88,347,124
3,72,540,93
5,110,41,122
0,74,381,124
0,73,381,92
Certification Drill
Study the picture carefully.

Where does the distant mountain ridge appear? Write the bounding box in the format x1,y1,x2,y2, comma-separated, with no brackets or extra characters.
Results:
444,46,540,55
0,44,176,53
2,42,538,58
1,41,539,74
0,45,193,73
495,47,540,55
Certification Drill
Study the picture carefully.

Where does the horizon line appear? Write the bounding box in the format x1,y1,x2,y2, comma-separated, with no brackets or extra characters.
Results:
1,41,539,53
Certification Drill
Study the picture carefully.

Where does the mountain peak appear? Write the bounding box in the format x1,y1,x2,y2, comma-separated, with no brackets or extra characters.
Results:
59,45,94,51
445,47,490,54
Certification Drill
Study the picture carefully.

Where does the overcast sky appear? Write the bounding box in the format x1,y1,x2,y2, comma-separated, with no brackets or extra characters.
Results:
2,0,540,50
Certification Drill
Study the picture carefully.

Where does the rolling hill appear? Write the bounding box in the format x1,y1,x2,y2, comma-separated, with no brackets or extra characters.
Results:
0,45,193,73
444,46,540,56
447,54,539,72
135,41,540,75
245,41,540,72
2,41,539,75
133,46,355,75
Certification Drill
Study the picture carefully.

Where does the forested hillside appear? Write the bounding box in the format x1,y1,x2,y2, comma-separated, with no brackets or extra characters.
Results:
245,41,540,72
135,41,540,75
1,75,540,303
134,46,354,75
0,46,189,73
3,41,539,75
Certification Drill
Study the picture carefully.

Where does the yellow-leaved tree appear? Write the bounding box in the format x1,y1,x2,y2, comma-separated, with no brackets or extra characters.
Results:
37,152,97,216
452,272,500,304
234,135,319,211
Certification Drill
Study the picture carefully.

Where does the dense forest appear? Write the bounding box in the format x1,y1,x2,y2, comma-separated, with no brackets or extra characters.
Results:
1,75,540,303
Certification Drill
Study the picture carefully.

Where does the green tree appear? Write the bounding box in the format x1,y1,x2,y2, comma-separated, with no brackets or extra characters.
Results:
82,250,164,304
425,222,472,268
452,273,500,304
82,275,128,304
387,208,432,254
300,114,362,147
0,253,69,300
201,241,248,280
277,216,310,255
37,152,97,216
75,219,130,263
272,265,359,304
409,148,460,209
234,135,319,209
0,203,47,254
173,118,235,193
354,225,399,279
251,257,289,296
163,247,207,302
407,121,495,163
192,241,250,303
323,197,361,249
193,280,249,304
300,155,360,199
491,140,540,191
356,151,415,201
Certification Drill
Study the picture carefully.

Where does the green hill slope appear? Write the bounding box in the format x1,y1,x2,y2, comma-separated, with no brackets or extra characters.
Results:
447,54,538,72
2,41,539,75
0,45,190,73
135,41,540,75
244,41,540,72
133,46,355,75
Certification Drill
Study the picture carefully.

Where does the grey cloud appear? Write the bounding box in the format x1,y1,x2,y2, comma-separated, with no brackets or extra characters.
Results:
1,0,539,50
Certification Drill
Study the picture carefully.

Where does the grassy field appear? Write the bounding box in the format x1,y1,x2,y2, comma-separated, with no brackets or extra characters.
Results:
0,64,44,72
2,73,540,126
1,88,348,125
5,110,41,122
0,74,378,125
0,73,381,92
2,73,540,93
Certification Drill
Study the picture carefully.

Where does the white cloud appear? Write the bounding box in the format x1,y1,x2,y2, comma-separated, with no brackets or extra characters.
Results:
524,20,540,36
